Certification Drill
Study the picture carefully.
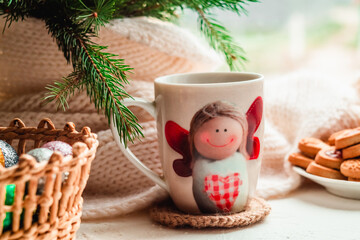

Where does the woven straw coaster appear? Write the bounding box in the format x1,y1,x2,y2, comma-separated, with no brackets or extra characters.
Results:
149,197,271,228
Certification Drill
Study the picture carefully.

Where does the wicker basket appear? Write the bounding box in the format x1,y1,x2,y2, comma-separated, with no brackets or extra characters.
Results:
0,118,98,240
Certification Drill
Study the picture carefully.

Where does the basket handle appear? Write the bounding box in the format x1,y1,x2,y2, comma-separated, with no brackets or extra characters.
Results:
9,118,26,128
64,122,77,132
37,118,55,130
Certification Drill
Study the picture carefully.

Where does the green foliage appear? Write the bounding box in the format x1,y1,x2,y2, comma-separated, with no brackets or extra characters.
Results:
0,0,257,146
0,0,40,30
75,0,116,33
45,70,86,110
197,9,246,70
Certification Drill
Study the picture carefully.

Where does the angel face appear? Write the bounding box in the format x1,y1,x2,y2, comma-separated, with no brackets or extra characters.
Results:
193,117,243,160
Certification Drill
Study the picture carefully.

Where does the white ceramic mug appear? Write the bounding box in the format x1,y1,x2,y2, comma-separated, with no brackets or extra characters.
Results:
111,72,264,214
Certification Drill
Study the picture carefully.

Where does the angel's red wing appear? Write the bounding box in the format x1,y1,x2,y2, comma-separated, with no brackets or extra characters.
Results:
165,121,192,177
246,97,263,160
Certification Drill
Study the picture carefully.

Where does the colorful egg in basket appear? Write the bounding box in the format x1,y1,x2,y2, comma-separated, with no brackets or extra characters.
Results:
0,118,98,239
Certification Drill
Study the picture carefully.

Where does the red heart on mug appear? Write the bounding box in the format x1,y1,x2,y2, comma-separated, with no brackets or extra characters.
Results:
204,173,242,211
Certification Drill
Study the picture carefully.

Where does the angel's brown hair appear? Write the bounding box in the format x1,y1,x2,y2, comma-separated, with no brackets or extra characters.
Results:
189,101,248,159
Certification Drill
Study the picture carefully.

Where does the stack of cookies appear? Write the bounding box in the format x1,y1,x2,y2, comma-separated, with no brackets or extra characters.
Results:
288,129,360,182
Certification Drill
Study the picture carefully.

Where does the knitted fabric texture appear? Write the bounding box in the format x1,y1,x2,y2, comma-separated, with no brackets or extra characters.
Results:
0,17,221,100
149,197,271,228
2,18,360,220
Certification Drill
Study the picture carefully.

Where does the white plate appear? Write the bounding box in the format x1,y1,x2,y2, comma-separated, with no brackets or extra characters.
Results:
293,166,360,200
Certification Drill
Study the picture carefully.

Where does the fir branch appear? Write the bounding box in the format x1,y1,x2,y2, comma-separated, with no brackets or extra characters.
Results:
196,8,247,71
0,0,40,30
44,70,85,110
40,0,142,146
75,0,115,34
185,0,257,13
113,0,179,20
80,41,141,144
114,0,257,18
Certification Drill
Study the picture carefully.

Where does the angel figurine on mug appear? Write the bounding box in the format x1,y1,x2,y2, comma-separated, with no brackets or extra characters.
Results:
189,101,249,213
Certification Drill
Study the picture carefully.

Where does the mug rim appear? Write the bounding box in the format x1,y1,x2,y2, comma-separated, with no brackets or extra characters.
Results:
155,72,263,87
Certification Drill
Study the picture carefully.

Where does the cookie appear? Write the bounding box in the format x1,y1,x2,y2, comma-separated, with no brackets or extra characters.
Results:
298,138,328,158
348,177,360,182
328,129,352,146
335,128,360,149
306,162,346,180
315,146,343,169
341,144,360,159
288,152,314,169
340,159,360,178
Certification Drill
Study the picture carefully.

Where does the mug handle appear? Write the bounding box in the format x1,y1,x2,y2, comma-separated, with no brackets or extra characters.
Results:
110,97,169,192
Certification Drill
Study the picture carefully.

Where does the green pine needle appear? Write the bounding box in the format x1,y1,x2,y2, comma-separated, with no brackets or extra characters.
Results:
76,0,115,33
0,0,39,31
196,8,247,71
44,70,85,110
187,0,258,13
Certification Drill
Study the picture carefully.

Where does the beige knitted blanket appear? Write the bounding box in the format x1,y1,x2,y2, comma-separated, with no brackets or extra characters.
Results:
1,18,360,220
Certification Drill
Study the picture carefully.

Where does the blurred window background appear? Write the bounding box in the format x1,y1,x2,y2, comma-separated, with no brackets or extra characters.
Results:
179,0,360,78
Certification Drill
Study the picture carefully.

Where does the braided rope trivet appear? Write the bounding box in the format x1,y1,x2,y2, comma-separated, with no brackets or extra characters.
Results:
149,197,271,228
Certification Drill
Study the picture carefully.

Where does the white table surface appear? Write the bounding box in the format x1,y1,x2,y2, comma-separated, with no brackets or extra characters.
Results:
77,180,360,240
